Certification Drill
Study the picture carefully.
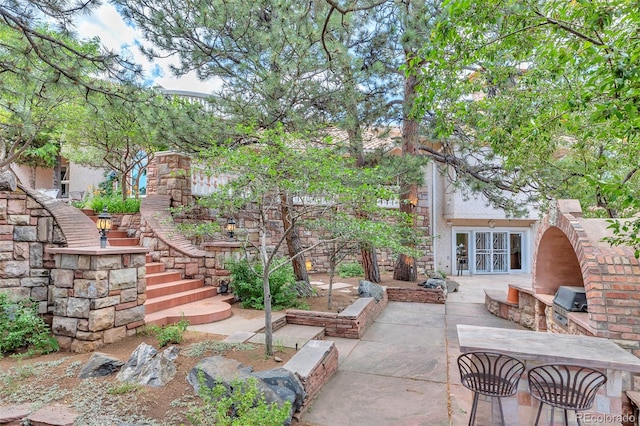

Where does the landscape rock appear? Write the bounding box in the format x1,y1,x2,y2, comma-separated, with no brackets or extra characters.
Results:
418,278,448,297
445,279,460,293
0,171,16,191
252,367,305,420
78,352,124,378
187,355,253,395
358,280,384,302
116,343,179,388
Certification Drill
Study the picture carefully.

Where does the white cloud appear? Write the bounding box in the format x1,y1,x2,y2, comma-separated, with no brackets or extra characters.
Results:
75,4,220,94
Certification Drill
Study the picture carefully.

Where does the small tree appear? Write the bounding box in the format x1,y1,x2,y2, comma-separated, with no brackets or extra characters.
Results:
194,125,415,354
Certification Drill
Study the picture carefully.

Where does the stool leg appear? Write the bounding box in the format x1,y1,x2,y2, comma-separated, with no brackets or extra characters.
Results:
469,392,479,426
575,410,581,426
534,402,543,426
497,397,505,426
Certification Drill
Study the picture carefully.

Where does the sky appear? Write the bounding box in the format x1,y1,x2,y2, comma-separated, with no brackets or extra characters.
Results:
75,4,219,94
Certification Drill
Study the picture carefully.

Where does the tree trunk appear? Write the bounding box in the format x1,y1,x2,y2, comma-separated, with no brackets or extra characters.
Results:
280,193,309,283
53,155,62,191
263,271,273,356
393,63,419,282
394,253,416,281
29,166,36,189
361,246,380,283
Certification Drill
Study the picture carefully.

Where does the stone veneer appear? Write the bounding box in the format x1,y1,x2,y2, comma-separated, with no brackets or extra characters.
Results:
286,292,389,339
47,247,148,352
0,189,65,314
145,151,435,275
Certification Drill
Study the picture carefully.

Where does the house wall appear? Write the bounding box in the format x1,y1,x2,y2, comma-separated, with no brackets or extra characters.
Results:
11,165,54,190
68,164,104,195
432,163,538,276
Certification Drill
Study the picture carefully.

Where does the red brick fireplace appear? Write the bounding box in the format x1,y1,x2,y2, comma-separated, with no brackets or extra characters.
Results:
532,200,640,357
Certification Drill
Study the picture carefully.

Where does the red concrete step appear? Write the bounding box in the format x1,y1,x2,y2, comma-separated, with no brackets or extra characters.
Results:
145,287,218,314
108,230,129,238
108,237,140,246
146,262,165,274
146,271,183,286
145,294,234,327
146,279,205,299
146,254,153,263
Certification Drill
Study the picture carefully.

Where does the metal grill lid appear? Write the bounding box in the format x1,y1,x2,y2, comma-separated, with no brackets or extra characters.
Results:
553,286,587,312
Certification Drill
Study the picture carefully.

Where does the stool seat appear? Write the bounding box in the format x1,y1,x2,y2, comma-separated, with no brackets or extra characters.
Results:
458,351,525,426
528,363,607,426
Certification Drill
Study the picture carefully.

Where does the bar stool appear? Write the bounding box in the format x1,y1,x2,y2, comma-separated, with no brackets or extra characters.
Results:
457,351,525,426
527,363,607,426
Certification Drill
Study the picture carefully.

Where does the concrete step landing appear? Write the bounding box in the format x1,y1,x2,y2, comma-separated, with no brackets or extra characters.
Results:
145,294,235,327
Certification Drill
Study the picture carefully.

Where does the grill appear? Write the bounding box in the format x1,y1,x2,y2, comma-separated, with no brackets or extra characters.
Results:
552,286,587,327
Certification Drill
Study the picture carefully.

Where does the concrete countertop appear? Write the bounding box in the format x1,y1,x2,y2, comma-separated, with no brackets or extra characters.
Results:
457,324,640,373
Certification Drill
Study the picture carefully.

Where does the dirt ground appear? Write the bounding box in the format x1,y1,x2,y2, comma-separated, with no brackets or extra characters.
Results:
0,272,423,425
302,272,423,313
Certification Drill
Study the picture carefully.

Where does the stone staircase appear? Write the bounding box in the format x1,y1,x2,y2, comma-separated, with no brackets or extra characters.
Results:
80,209,234,327
144,254,234,327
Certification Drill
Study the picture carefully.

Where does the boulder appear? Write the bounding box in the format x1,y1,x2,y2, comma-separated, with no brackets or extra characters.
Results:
78,353,124,379
252,367,305,419
187,355,253,395
0,171,16,192
445,279,460,293
358,280,384,302
116,343,179,388
419,278,449,297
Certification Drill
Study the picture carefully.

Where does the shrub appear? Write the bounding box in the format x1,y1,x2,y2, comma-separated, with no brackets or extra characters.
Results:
187,375,291,426
338,262,364,278
89,192,140,214
145,318,190,347
0,293,59,357
227,259,302,310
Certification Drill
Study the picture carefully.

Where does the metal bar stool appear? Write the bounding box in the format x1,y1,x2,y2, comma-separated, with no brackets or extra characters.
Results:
527,363,607,426
457,351,525,426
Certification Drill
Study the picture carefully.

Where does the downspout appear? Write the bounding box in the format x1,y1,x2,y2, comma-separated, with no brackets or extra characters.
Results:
431,162,437,273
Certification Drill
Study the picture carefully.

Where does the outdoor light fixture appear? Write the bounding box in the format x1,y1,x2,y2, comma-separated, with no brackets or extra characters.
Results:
305,260,313,272
488,219,496,229
226,217,236,240
96,207,112,248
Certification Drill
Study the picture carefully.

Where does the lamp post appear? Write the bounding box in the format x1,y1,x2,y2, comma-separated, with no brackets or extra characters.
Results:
226,217,236,240
96,207,112,248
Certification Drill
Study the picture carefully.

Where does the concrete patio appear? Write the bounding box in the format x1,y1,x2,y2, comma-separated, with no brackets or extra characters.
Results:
299,274,529,426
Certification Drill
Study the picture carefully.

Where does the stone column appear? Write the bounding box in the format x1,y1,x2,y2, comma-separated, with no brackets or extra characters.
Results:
47,246,149,352
145,151,192,207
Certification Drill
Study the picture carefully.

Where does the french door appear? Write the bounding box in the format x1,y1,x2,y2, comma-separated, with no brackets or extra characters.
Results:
475,232,509,273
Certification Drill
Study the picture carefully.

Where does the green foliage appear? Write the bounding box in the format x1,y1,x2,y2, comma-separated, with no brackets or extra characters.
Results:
187,375,291,426
145,318,190,347
604,219,640,258
0,293,59,357
338,262,364,278
227,259,301,310
107,382,141,395
411,0,640,217
89,192,140,214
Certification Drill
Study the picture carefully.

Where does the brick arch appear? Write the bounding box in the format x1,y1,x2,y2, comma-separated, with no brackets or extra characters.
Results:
533,199,640,341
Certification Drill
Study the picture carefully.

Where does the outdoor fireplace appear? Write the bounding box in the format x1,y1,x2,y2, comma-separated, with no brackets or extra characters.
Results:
552,286,587,327
531,199,640,350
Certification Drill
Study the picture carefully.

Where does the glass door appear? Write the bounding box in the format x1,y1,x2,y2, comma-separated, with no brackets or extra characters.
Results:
455,233,469,275
475,231,509,273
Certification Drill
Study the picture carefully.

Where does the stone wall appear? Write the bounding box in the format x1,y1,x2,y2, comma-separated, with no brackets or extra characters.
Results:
386,286,445,304
284,340,339,416
49,248,148,352
0,189,65,313
286,292,389,339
